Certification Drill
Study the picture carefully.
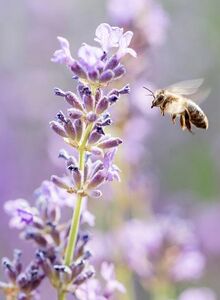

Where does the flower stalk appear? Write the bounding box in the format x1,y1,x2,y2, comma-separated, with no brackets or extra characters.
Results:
64,123,94,268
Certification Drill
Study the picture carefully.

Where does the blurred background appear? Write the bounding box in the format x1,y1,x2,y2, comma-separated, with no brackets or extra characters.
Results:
1,0,220,299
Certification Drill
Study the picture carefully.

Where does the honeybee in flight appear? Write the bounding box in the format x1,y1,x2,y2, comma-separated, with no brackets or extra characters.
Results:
144,79,209,132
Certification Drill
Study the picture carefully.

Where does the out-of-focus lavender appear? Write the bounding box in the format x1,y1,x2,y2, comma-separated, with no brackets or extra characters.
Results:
89,214,207,298
178,288,216,300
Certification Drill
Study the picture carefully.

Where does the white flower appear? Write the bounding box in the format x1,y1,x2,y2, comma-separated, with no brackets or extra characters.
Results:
117,31,137,59
51,36,74,65
94,23,123,52
78,43,103,67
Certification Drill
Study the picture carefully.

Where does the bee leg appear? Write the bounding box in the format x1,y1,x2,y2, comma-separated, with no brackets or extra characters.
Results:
184,110,194,134
171,114,177,124
160,107,165,116
180,114,186,131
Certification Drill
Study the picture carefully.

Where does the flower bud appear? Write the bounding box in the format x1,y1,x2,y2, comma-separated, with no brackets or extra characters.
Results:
50,121,67,138
54,265,72,284
25,231,47,247
50,226,60,245
88,69,99,81
68,108,83,120
75,234,90,258
108,94,119,104
87,170,106,189
119,84,130,94
90,160,104,178
2,258,17,282
66,156,78,168
74,119,83,141
98,118,112,126
113,65,126,79
51,175,70,190
95,88,102,103
18,293,28,300
58,149,70,160
86,112,97,123
13,250,22,275
68,166,82,188
73,270,94,285
99,70,114,83
16,273,29,290
90,147,103,156
56,111,66,123
64,119,76,140
70,61,87,79
47,206,61,224
83,251,92,260
70,261,85,280
97,138,122,149
83,94,95,112
36,250,53,278
54,87,66,97
88,189,102,198
104,55,119,71
65,91,84,111
88,127,104,145
96,96,109,114
32,218,44,229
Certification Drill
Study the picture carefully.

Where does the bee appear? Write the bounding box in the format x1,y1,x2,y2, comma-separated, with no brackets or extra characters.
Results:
144,79,209,132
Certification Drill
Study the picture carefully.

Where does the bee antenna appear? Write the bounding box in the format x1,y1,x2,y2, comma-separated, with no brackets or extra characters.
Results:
143,86,155,98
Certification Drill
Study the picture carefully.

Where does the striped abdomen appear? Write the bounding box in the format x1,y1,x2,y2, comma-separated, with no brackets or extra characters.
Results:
187,100,208,129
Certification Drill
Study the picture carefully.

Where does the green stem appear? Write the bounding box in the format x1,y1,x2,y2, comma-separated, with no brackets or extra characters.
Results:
64,192,83,266
64,123,93,266
58,288,65,300
59,122,94,300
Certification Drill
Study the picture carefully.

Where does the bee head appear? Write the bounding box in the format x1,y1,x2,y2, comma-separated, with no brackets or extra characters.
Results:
151,90,165,108
143,87,165,108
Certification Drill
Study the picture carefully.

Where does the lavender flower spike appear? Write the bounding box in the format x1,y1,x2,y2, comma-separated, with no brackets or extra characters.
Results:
51,23,136,87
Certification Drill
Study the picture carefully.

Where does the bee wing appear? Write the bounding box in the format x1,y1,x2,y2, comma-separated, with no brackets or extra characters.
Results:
190,87,211,104
166,78,204,96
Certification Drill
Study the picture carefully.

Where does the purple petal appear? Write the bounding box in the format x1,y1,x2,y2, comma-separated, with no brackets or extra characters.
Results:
17,209,33,225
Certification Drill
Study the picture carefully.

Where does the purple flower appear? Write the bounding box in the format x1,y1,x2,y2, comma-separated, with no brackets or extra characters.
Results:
178,288,216,300
75,278,104,300
101,262,126,297
103,149,120,181
75,262,125,300
37,180,95,226
117,219,163,277
4,199,37,229
17,209,33,225
51,36,74,65
51,23,136,84
171,250,205,282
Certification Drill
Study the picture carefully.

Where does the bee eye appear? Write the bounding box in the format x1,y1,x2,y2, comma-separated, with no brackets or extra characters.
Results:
157,95,164,103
